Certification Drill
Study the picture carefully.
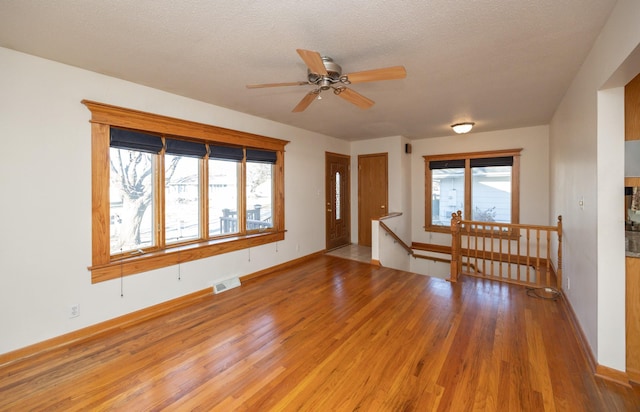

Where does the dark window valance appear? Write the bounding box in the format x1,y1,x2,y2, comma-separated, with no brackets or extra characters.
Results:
429,159,465,170
429,156,513,170
165,138,207,158
246,149,277,164
470,156,513,167
209,145,244,161
110,127,163,154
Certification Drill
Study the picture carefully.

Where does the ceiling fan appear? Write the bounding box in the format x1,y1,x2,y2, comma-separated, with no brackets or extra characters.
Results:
246,49,407,112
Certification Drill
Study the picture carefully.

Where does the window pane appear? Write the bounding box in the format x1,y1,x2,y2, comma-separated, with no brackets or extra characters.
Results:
335,171,341,220
165,154,200,243
209,159,240,235
432,168,465,225
246,162,274,231
110,148,155,254
471,165,511,223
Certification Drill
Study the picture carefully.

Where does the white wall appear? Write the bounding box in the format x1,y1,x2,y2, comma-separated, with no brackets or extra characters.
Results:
0,47,349,355
374,214,412,272
549,0,640,371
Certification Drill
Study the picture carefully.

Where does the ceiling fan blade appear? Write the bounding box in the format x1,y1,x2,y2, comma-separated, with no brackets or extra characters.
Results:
296,49,328,76
336,87,375,109
292,90,319,112
246,81,308,89
345,66,407,84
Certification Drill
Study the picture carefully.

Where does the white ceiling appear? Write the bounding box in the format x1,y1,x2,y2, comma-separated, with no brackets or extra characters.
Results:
0,0,617,141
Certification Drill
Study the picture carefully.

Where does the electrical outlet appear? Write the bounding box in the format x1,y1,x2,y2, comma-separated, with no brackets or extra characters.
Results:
69,304,79,318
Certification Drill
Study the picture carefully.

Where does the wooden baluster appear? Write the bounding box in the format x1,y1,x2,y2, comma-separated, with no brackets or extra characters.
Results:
546,228,551,287
499,225,504,279
508,226,512,281
486,226,489,278
450,211,462,282
481,225,486,276
518,228,531,283
458,211,464,278
489,226,496,276
536,229,541,286
464,224,475,273
467,222,474,275
557,215,563,289
462,226,466,274
474,224,479,275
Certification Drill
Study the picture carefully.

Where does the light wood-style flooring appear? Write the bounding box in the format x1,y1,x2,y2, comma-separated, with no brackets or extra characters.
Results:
1,255,639,411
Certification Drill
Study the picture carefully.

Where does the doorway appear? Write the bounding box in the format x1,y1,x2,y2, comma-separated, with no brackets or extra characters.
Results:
358,153,388,247
325,152,351,251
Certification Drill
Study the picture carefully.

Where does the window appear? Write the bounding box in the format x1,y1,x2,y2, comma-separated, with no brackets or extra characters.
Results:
209,157,240,236
424,149,521,232
335,171,341,220
246,149,276,232
109,128,161,254
84,100,287,283
165,138,207,245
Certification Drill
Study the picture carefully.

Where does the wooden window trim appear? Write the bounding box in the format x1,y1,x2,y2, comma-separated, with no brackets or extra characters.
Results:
83,100,288,283
424,148,521,233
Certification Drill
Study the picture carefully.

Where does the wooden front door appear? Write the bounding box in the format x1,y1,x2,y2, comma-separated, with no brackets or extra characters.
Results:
358,153,388,247
325,152,351,251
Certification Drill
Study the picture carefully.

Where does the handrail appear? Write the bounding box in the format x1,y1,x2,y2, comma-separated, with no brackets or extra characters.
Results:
378,221,413,255
378,220,459,266
377,219,483,276
379,212,403,221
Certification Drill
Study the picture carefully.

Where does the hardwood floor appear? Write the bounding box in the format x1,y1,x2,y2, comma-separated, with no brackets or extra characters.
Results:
1,255,639,411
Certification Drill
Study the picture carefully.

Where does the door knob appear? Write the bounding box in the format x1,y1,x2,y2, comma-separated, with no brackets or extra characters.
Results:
381,205,386,209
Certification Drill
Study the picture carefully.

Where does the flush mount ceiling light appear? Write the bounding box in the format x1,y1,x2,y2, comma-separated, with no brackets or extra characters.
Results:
451,122,475,134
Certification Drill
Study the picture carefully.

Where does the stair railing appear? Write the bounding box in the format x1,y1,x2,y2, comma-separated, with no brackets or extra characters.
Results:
450,211,563,288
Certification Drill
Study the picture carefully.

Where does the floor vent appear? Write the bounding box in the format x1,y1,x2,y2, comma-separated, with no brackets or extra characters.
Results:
213,277,241,294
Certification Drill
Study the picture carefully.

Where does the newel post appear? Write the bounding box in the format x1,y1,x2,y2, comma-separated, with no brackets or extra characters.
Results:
556,215,563,289
450,211,462,282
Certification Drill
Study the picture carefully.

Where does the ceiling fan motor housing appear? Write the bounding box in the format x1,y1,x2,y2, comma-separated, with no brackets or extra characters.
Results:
307,56,342,89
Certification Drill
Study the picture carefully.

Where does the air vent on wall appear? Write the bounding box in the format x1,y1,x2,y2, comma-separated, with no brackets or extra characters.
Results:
213,277,241,294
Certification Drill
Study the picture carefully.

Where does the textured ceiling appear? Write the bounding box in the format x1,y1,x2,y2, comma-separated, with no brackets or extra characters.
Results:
0,0,617,141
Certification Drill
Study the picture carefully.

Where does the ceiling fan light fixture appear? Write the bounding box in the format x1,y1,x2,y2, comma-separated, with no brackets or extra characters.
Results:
451,122,475,134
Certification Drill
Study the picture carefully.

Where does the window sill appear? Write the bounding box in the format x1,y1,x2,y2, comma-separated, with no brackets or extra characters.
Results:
89,231,285,283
